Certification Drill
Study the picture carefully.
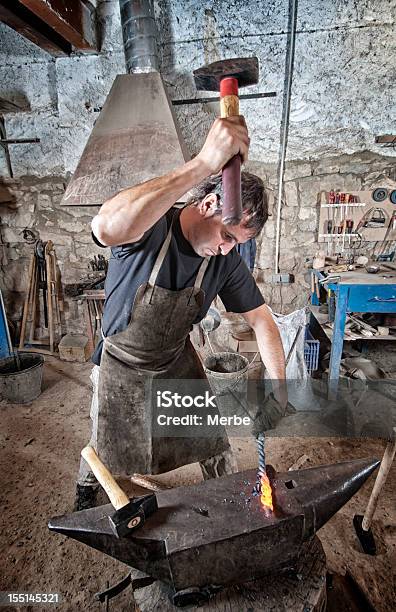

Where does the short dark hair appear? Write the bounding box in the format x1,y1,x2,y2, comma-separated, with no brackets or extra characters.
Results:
186,171,268,236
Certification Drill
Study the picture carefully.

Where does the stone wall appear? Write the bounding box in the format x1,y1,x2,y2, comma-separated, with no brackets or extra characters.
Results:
0,0,395,337
0,179,103,337
2,150,394,338
248,151,396,312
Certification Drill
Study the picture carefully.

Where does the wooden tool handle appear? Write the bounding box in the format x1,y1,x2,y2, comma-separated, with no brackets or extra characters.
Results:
81,446,129,510
220,94,239,118
131,473,169,492
362,428,396,530
220,77,242,226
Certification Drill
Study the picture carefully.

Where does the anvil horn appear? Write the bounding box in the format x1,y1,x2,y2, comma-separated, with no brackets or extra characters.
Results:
277,457,380,538
49,458,379,592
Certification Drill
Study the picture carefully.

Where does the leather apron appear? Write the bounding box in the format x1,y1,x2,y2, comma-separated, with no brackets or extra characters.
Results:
97,212,229,475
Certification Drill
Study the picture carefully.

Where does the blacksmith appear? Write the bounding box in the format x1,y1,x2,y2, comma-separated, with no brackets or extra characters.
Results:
76,115,286,509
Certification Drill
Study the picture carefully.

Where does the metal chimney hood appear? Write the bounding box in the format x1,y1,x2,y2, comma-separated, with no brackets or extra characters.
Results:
61,1,190,206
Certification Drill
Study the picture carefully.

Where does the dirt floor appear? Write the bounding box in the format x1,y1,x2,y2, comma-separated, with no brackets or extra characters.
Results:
0,355,395,611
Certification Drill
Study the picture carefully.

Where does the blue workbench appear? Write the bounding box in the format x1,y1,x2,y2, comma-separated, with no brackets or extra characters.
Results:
311,270,396,396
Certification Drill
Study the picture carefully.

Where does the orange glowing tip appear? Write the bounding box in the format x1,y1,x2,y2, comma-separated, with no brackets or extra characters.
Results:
260,473,273,511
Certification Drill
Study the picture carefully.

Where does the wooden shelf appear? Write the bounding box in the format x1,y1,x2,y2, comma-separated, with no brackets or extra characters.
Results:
320,203,366,208
310,306,396,341
319,233,359,238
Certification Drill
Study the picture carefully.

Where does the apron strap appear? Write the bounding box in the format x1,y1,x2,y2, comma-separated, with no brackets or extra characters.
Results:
187,256,210,304
147,212,177,287
145,210,211,305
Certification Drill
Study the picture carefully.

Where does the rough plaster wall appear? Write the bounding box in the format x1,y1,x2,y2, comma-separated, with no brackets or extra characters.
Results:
0,0,395,336
157,0,395,162
1,0,395,175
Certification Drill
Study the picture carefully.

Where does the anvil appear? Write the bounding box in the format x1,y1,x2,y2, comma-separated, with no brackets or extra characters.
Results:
49,458,378,594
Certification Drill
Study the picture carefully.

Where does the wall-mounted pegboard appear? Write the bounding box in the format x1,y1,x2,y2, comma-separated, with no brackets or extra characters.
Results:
317,189,396,244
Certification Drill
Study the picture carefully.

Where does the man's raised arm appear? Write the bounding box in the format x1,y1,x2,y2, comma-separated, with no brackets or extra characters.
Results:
92,116,250,247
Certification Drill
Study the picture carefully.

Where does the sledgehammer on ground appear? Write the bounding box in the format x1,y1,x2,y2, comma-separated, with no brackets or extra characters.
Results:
353,427,396,555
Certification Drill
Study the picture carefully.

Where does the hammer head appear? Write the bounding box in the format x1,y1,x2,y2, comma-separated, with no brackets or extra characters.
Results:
194,57,259,91
109,493,158,538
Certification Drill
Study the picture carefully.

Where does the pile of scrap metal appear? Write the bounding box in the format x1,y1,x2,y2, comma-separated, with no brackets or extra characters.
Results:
345,313,395,339
340,356,388,381
323,312,396,341
64,276,105,298
64,255,108,298
313,254,396,276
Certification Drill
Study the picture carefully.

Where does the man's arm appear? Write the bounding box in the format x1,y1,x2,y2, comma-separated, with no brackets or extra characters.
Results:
92,116,250,247
242,304,287,407
242,304,285,379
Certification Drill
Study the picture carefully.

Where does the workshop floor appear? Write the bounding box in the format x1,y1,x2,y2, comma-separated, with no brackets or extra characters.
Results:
0,357,395,611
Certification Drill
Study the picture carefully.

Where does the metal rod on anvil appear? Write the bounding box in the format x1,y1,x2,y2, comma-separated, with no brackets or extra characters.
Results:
255,326,303,501
257,432,266,480
255,433,274,511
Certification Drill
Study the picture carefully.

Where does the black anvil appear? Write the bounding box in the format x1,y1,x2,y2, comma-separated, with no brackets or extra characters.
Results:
49,458,378,594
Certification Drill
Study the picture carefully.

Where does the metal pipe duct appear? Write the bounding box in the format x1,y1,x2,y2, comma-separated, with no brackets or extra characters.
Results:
60,1,189,207
119,0,159,73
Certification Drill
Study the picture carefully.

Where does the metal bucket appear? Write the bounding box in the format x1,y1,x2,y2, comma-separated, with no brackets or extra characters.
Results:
203,352,249,418
0,354,44,404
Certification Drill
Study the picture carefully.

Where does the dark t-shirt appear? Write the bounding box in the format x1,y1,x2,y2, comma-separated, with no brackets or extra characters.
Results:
92,207,264,364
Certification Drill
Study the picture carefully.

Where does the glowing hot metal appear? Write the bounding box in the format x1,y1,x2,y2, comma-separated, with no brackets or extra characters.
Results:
256,432,273,511
260,473,274,511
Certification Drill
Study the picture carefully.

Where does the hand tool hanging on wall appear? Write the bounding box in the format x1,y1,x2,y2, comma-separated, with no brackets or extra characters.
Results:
81,446,158,538
374,210,396,260
356,207,387,231
372,188,388,202
35,240,48,327
194,57,259,225
19,240,62,355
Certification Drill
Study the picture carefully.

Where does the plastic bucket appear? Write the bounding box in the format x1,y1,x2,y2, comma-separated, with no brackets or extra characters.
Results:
203,352,249,417
0,353,44,404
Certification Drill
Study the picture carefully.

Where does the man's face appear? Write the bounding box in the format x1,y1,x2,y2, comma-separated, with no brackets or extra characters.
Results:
189,194,256,257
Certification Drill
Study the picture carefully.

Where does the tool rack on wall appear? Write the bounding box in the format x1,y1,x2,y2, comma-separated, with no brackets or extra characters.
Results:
317,189,396,258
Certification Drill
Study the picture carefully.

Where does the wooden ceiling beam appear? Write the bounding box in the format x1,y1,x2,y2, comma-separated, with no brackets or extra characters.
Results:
0,0,72,56
18,0,97,51
375,135,396,144
0,0,97,55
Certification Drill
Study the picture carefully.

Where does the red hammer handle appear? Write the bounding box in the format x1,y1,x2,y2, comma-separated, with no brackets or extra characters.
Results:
220,77,242,226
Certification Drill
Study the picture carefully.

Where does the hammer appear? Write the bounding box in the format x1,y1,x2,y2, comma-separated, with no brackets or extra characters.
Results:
194,57,259,226
81,446,158,538
353,427,396,555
